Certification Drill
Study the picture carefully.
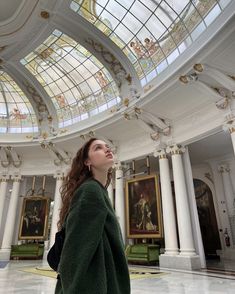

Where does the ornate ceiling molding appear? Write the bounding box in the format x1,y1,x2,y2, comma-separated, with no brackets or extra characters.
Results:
0,0,39,38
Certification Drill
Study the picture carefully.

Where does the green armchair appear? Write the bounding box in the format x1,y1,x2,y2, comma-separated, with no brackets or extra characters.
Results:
125,244,160,265
10,243,44,260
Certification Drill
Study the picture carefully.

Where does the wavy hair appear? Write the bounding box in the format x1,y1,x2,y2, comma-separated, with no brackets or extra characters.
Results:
58,137,112,229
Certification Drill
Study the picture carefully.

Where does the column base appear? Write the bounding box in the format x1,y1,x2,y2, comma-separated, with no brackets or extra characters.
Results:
43,249,49,261
159,254,201,270
217,248,235,260
0,248,11,261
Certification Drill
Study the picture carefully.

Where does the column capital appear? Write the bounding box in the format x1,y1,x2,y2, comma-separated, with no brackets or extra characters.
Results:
0,174,10,182
114,161,124,171
11,174,22,182
218,164,230,173
54,172,65,180
223,114,235,133
166,144,185,155
153,148,167,159
230,127,235,134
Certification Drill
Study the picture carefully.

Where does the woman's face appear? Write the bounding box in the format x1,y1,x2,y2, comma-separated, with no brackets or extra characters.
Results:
86,140,114,171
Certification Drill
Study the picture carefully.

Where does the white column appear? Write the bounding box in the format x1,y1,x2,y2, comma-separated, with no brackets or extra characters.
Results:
219,164,235,246
230,127,235,156
0,175,21,260
219,165,235,216
0,176,9,228
115,162,126,243
183,147,206,268
167,145,196,256
107,180,114,208
49,174,64,248
155,149,178,255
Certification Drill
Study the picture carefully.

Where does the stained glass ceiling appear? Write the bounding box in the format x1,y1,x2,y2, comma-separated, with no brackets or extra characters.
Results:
0,71,38,133
70,0,231,86
21,29,120,128
0,0,231,135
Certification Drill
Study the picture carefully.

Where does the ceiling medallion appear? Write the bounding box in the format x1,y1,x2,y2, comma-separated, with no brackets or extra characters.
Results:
40,11,50,19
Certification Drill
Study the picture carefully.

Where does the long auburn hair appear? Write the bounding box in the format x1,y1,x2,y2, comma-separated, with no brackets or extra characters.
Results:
58,137,112,230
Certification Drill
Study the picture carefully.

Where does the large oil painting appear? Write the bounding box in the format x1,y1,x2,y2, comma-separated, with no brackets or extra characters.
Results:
125,175,162,238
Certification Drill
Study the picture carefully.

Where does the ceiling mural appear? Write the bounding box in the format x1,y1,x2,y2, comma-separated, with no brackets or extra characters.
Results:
0,70,38,133
70,0,230,86
21,29,121,128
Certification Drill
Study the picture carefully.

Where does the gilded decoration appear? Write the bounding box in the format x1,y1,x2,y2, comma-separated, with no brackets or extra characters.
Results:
193,63,204,73
229,127,235,134
179,75,189,84
40,11,50,19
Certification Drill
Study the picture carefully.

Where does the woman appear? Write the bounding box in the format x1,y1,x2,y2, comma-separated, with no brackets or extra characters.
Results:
55,138,130,294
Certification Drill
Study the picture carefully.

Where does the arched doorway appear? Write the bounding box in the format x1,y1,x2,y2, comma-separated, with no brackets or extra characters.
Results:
194,179,221,260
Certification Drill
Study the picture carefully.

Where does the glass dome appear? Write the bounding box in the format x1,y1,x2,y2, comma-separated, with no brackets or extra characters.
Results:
0,0,231,135
70,0,229,86
0,70,38,133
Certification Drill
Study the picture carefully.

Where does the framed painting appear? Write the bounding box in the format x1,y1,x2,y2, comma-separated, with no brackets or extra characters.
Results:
18,196,50,240
125,175,162,238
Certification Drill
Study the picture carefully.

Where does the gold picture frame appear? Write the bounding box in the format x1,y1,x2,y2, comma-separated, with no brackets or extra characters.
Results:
18,196,50,240
125,175,162,238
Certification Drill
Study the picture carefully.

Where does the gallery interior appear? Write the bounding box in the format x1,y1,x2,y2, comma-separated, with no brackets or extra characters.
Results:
0,0,235,293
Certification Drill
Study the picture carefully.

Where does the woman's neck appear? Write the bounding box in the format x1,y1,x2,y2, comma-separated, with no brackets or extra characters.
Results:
92,170,107,187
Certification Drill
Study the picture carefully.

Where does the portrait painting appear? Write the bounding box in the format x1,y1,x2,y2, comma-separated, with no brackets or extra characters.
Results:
18,196,50,240
125,175,162,238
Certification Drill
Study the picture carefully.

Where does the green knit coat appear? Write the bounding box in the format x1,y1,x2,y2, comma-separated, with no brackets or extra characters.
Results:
55,179,130,294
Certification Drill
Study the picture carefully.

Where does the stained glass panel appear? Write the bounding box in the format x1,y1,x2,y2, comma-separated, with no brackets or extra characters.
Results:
0,71,38,133
70,0,229,85
21,30,120,128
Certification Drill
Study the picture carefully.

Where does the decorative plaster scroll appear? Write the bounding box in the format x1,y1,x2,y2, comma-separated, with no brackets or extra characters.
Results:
85,38,130,88
23,81,58,140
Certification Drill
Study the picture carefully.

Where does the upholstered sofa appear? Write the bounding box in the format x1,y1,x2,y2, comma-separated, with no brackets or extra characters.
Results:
10,244,44,260
125,244,160,265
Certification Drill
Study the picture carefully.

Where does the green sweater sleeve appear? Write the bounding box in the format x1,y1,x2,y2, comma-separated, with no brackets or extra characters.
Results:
58,181,108,293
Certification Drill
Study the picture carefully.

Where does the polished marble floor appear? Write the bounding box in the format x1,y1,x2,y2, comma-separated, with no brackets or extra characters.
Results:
0,260,235,293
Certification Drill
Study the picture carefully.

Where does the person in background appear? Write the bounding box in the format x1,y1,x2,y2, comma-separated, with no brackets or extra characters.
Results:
55,138,130,294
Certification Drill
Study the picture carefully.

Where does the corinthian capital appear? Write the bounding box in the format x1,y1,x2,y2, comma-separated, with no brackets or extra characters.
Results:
218,164,230,173
153,148,167,159
11,174,22,182
166,144,185,155
114,161,124,171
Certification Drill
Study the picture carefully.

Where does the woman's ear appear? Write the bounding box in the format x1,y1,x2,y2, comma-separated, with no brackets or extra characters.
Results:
84,159,91,167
